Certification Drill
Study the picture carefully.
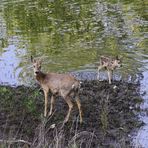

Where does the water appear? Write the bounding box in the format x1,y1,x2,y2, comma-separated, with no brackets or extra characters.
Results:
0,0,147,147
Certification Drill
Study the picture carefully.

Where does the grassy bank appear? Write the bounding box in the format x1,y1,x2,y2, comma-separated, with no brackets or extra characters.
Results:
0,80,143,147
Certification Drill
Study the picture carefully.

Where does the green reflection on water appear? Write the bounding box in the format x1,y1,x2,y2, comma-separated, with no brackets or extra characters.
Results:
0,0,147,84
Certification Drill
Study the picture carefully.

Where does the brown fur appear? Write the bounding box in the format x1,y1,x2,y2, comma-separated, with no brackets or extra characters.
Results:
31,56,82,123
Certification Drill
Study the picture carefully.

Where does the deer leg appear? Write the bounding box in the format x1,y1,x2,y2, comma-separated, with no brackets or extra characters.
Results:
48,95,55,116
97,66,101,80
111,70,113,82
107,70,112,84
43,90,48,117
64,97,73,123
75,98,83,123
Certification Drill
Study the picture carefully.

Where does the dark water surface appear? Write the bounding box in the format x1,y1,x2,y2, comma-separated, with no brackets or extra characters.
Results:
0,0,147,147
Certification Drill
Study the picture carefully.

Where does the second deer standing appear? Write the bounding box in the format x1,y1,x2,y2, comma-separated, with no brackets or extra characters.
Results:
31,56,82,123
97,56,122,84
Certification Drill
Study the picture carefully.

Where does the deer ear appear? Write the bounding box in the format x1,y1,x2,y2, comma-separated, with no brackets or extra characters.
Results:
31,56,36,63
116,55,119,60
38,58,42,64
31,56,33,62
117,55,123,60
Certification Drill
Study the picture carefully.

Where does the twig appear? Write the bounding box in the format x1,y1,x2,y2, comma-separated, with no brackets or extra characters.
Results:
0,139,31,145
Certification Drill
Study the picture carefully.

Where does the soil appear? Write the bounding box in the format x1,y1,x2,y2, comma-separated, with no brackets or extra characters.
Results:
0,80,143,148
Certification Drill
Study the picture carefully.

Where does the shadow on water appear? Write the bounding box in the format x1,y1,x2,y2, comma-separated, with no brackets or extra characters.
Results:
0,0,148,147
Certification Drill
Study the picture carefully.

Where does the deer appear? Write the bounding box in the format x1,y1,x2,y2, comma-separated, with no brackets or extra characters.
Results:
97,55,122,84
31,56,82,123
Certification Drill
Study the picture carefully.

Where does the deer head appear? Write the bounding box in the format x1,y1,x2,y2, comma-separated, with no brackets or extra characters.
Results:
114,55,122,68
31,56,42,76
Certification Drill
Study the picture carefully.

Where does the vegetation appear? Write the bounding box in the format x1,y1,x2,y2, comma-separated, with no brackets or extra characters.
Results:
0,80,143,147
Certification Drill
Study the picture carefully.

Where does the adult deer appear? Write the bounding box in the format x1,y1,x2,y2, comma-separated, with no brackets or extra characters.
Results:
31,56,82,123
97,56,122,84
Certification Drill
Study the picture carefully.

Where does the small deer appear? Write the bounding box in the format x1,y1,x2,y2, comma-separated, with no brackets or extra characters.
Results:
31,56,82,123
97,55,122,84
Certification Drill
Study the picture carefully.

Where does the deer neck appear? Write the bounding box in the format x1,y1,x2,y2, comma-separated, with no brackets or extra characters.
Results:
36,71,46,83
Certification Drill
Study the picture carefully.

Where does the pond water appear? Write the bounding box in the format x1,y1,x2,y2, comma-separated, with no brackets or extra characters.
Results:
0,0,147,147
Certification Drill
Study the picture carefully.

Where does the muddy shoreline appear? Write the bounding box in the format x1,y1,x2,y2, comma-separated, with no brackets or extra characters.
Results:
0,80,144,147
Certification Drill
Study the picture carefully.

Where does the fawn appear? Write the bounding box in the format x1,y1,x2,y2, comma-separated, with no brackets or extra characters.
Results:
97,55,122,84
31,56,82,123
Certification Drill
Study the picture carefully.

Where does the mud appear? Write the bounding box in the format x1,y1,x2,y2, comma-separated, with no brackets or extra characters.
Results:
0,80,143,147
